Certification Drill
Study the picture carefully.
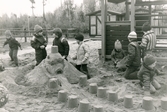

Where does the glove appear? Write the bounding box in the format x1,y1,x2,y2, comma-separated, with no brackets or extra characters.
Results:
40,45,45,49
76,60,83,65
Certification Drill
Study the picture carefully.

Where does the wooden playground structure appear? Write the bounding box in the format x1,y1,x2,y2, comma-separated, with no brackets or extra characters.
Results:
101,0,167,61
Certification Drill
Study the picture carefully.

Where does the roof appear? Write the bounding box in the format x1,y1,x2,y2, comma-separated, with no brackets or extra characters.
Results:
108,0,126,4
86,10,125,16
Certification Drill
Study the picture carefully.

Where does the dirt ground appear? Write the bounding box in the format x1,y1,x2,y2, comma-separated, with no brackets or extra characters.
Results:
0,36,167,112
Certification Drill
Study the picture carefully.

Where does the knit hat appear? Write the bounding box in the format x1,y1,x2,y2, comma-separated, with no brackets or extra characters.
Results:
142,22,151,32
114,39,122,50
34,25,43,33
128,31,137,39
52,28,62,38
5,30,12,37
75,33,84,41
144,54,156,66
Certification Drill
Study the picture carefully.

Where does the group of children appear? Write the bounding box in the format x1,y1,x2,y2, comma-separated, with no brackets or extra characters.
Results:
3,22,165,94
111,22,165,94
30,25,91,79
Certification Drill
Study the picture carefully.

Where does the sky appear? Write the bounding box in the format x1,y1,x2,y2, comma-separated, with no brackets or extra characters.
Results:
0,0,83,17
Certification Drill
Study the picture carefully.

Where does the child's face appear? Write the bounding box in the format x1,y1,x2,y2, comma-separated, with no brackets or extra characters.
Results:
36,30,43,36
53,33,58,38
148,61,156,69
6,35,11,39
76,40,81,44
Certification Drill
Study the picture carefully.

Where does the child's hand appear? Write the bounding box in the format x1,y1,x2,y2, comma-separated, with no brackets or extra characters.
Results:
40,45,45,49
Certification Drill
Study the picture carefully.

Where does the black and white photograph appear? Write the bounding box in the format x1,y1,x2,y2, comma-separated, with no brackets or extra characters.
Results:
0,0,167,112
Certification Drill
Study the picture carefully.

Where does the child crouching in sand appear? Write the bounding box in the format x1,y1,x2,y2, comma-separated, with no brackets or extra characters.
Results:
137,55,165,94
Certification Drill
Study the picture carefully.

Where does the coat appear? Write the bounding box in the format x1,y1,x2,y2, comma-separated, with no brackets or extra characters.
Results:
3,37,21,50
30,34,47,65
74,42,89,64
111,49,126,63
140,30,156,51
137,63,160,90
126,41,141,67
52,37,69,57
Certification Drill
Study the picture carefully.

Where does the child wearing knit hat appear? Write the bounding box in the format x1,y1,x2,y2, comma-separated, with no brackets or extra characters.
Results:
31,25,47,66
111,40,126,71
124,31,141,79
140,22,156,58
137,54,165,94
3,30,22,67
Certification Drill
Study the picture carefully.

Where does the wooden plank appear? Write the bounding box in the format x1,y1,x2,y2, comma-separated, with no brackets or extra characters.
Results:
136,20,148,26
106,21,130,26
106,25,130,31
135,1,167,6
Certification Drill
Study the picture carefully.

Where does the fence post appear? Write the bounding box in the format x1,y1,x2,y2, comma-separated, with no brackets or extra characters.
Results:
24,28,27,42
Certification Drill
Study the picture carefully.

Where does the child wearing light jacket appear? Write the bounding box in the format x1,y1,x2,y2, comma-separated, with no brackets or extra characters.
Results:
72,33,91,79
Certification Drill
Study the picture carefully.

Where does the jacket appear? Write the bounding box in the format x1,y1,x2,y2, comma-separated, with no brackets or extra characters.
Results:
74,42,89,64
52,37,69,57
137,63,160,89
126,41,141,67
30,34,47,56
111,49,126,62
140,30,156,50
3,37,21,50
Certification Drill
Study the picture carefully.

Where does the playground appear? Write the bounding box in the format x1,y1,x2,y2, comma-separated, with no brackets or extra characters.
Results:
0,35,167,112
1,0,167,112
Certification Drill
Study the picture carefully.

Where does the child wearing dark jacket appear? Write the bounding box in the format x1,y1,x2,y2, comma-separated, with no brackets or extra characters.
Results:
3,30,22,67
111,39,126,66
52,28,69,60
137,55,164,94
31,25,47,66
124,31,141,80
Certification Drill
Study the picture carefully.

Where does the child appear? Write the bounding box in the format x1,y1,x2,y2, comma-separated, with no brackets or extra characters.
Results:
124,31,141,80
140,22,156,58
3,30,22,67
31,25,47,66
111,39,126,67
72,33,91,79
52,28,69,60
137,55,164,94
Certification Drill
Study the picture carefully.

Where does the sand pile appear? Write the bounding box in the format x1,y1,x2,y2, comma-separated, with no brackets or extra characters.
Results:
0,40,167,112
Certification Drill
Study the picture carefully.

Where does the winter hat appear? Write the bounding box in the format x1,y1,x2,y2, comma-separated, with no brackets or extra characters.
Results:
142,22,151,32
114,39,122,50
75,33,84,41
144,54,156,66
52,28,62,38
34,25,43,33
5,30,12,37
128,31,137,39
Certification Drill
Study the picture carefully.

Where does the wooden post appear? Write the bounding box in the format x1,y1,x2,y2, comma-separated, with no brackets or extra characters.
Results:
149,5,151,23
24,28,27,42
130,0,135,31
101,0,107,62
125,0,129,20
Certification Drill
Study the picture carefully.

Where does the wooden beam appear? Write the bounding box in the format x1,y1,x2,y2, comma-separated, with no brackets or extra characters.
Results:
101,0,107,62
131,0,135,31
125,0,129,20
135,1,167,6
